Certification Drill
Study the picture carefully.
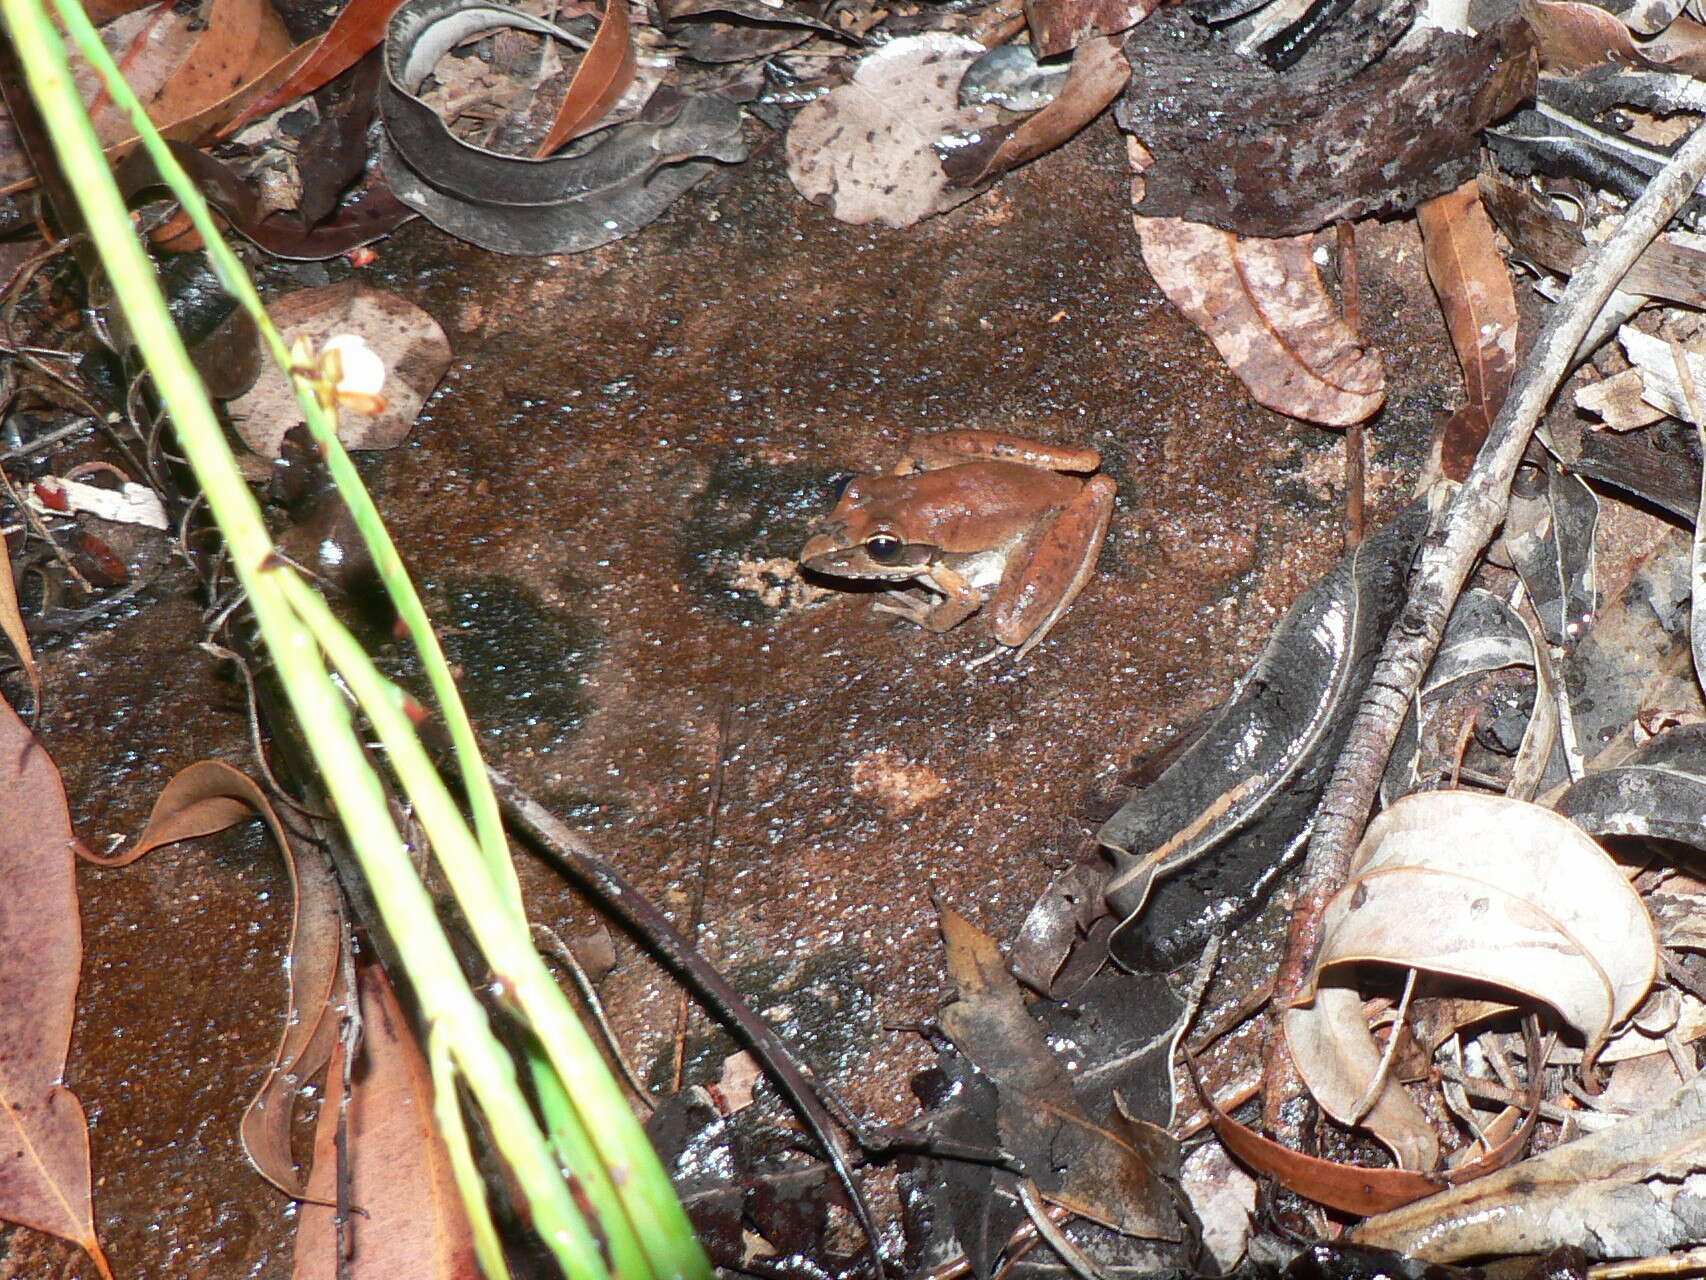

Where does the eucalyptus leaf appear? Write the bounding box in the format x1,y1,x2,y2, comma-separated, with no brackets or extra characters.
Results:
1556,722,1706,850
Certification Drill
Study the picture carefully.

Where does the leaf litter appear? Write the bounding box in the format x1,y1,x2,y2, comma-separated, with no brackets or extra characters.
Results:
29,0,1706,1271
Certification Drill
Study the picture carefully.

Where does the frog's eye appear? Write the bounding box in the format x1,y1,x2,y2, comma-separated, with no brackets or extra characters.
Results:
865,534,904,564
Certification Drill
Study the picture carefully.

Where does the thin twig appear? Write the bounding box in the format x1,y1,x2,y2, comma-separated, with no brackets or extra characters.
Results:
1265,117,1706,1138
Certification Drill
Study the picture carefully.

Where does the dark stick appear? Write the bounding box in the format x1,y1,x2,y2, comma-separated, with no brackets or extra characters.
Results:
487,765,890,1274
1264,119,1706,1137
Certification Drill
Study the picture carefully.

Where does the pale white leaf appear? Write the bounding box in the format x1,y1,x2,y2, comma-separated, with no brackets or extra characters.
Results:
1309,791,1658,1057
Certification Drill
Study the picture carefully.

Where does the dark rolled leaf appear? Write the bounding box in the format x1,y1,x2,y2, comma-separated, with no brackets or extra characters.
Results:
1100,501,1429,971
1556,722,1706,850
380,0,747,255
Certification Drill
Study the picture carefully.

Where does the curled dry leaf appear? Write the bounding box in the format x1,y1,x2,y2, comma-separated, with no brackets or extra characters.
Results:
942,34,1129,189
0,694,112,1278
1283,986,1440,1171
85,760,346,1199
380,0,746,255
1301,790,1658,1059
225,281,450,459
1133,217,1384,426
786,34,998,228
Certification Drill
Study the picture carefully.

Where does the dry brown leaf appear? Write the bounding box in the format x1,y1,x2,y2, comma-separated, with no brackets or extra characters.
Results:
225,282,451,458
83,760,346,1199
292,963,478,1279
0,0,294,192
534,0,636,155
1282,987,1440,1172
0,694,112,1279
942,34,1128,188
0,532,40,710
1190,1058,1444,1216
786,34,998,228
1417,180,1519,480
1133,217,1385,427
1528,0,1706,74
1024,0,1156,57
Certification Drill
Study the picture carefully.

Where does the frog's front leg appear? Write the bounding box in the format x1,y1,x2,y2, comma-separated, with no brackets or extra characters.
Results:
872,564,982,632
892,429,1102,476
987,475,1117,657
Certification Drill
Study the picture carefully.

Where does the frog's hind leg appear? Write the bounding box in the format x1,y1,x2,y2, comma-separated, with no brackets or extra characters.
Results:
988,475,1116,658
892,429,1102,475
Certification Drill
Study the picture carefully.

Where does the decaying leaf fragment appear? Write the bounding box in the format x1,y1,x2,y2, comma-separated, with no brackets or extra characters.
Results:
1115,4,1536,237
380,0,747,255
786,34,997,228
224,281,450,459
937,905,1183,1240
1133,217,1384,427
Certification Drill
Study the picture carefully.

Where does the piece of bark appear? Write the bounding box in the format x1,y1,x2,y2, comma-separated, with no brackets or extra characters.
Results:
1116,5,1536,237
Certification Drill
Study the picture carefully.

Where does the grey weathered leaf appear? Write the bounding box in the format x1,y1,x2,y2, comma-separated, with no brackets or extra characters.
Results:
1354,1068,1706,1261
1556,722,1706,850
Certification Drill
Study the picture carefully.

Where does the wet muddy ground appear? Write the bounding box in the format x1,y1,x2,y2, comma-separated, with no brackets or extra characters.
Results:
4,112,1461,1277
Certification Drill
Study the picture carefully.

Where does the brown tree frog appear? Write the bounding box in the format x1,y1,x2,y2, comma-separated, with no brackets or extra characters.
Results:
799,429,1117,660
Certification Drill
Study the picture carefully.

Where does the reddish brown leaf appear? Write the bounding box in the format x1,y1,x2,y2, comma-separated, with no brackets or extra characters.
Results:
1417,180,1518,480
81,760,346,1198
1528,0,1706,75
0,0,309,194
534,0,637,157
942,33,1128,188
1134,216,1385,427
292,963,479,1280
0,695,112,1279
1204,1100,1444,1216
1024,0,1155,57
221,0,399,137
